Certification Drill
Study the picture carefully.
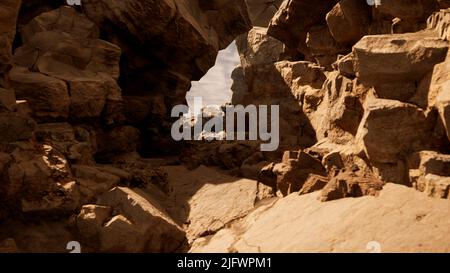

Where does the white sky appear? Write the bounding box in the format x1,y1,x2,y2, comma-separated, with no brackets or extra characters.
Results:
186,42,240,108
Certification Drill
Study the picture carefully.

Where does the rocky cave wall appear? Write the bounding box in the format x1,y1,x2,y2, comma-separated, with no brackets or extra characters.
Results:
0,0,449,253
229,0,450,196
0,0,252,252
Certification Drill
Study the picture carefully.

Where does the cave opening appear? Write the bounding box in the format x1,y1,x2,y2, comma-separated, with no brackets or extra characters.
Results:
186,42,240,111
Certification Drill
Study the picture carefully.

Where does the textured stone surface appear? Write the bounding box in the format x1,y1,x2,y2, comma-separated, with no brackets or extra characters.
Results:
356,98,430,164
268,0,338,49
96,187,187,252
161,165,273,241
353,33,448,85
1,0,450,254
192,184,450,253
326,0,371,45
245,0,283,27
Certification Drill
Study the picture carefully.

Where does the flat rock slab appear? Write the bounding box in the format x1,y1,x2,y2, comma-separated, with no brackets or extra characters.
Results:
353,32,449,84
191,184,450,253
161,165,270,241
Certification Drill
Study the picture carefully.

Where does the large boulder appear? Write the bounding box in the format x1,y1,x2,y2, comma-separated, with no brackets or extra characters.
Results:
1,142,80,215
236,27,284,68
274,150,326,195
9,67,70,122
409,151,450,199
94,187,187,252
353,33,448,102
267,0,338,49
244,0,283,27
354,33,448,84
326,0,371,45
356,98,430,164
305,24,347,68
161,165,272,241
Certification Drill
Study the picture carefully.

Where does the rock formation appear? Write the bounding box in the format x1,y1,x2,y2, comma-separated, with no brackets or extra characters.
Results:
0,0,449,253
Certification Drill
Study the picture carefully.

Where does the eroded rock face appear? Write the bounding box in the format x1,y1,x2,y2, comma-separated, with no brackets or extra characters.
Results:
1,0,450,254
161,165,273,241
233,1,450,198
326,0,372,46
81,0,251,153
428,8,450,40
94,187,187,252
268,0,339,50
409,151,450,198
356,98,430,164
13,7,123,123
274,150,326,195
0,0,21,88
245,0,283,27
353,33,448,102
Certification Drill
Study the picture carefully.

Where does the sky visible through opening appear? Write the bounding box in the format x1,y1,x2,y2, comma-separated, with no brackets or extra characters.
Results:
186,42,240,109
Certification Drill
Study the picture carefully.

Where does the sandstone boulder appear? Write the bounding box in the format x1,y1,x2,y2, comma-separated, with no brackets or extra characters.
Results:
409,151,450,198
415,174,450,199
0,0,21,86
161,165,272,241
76,204,113,245
274,150,326,195
334,53,356,78
96,187,187,252
0,140,81,215
320,171,384,201
413,59,450,109
20,5,99,44
10,67,70,121
236,27,284,68
354,33,448,84
356,98,431,164
306,25,347,68
299,174,329,195
353,33,448,102
34,123,96,165
326,0,371,45
267,0,338,49
72,164,120,202
13,7,123,123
